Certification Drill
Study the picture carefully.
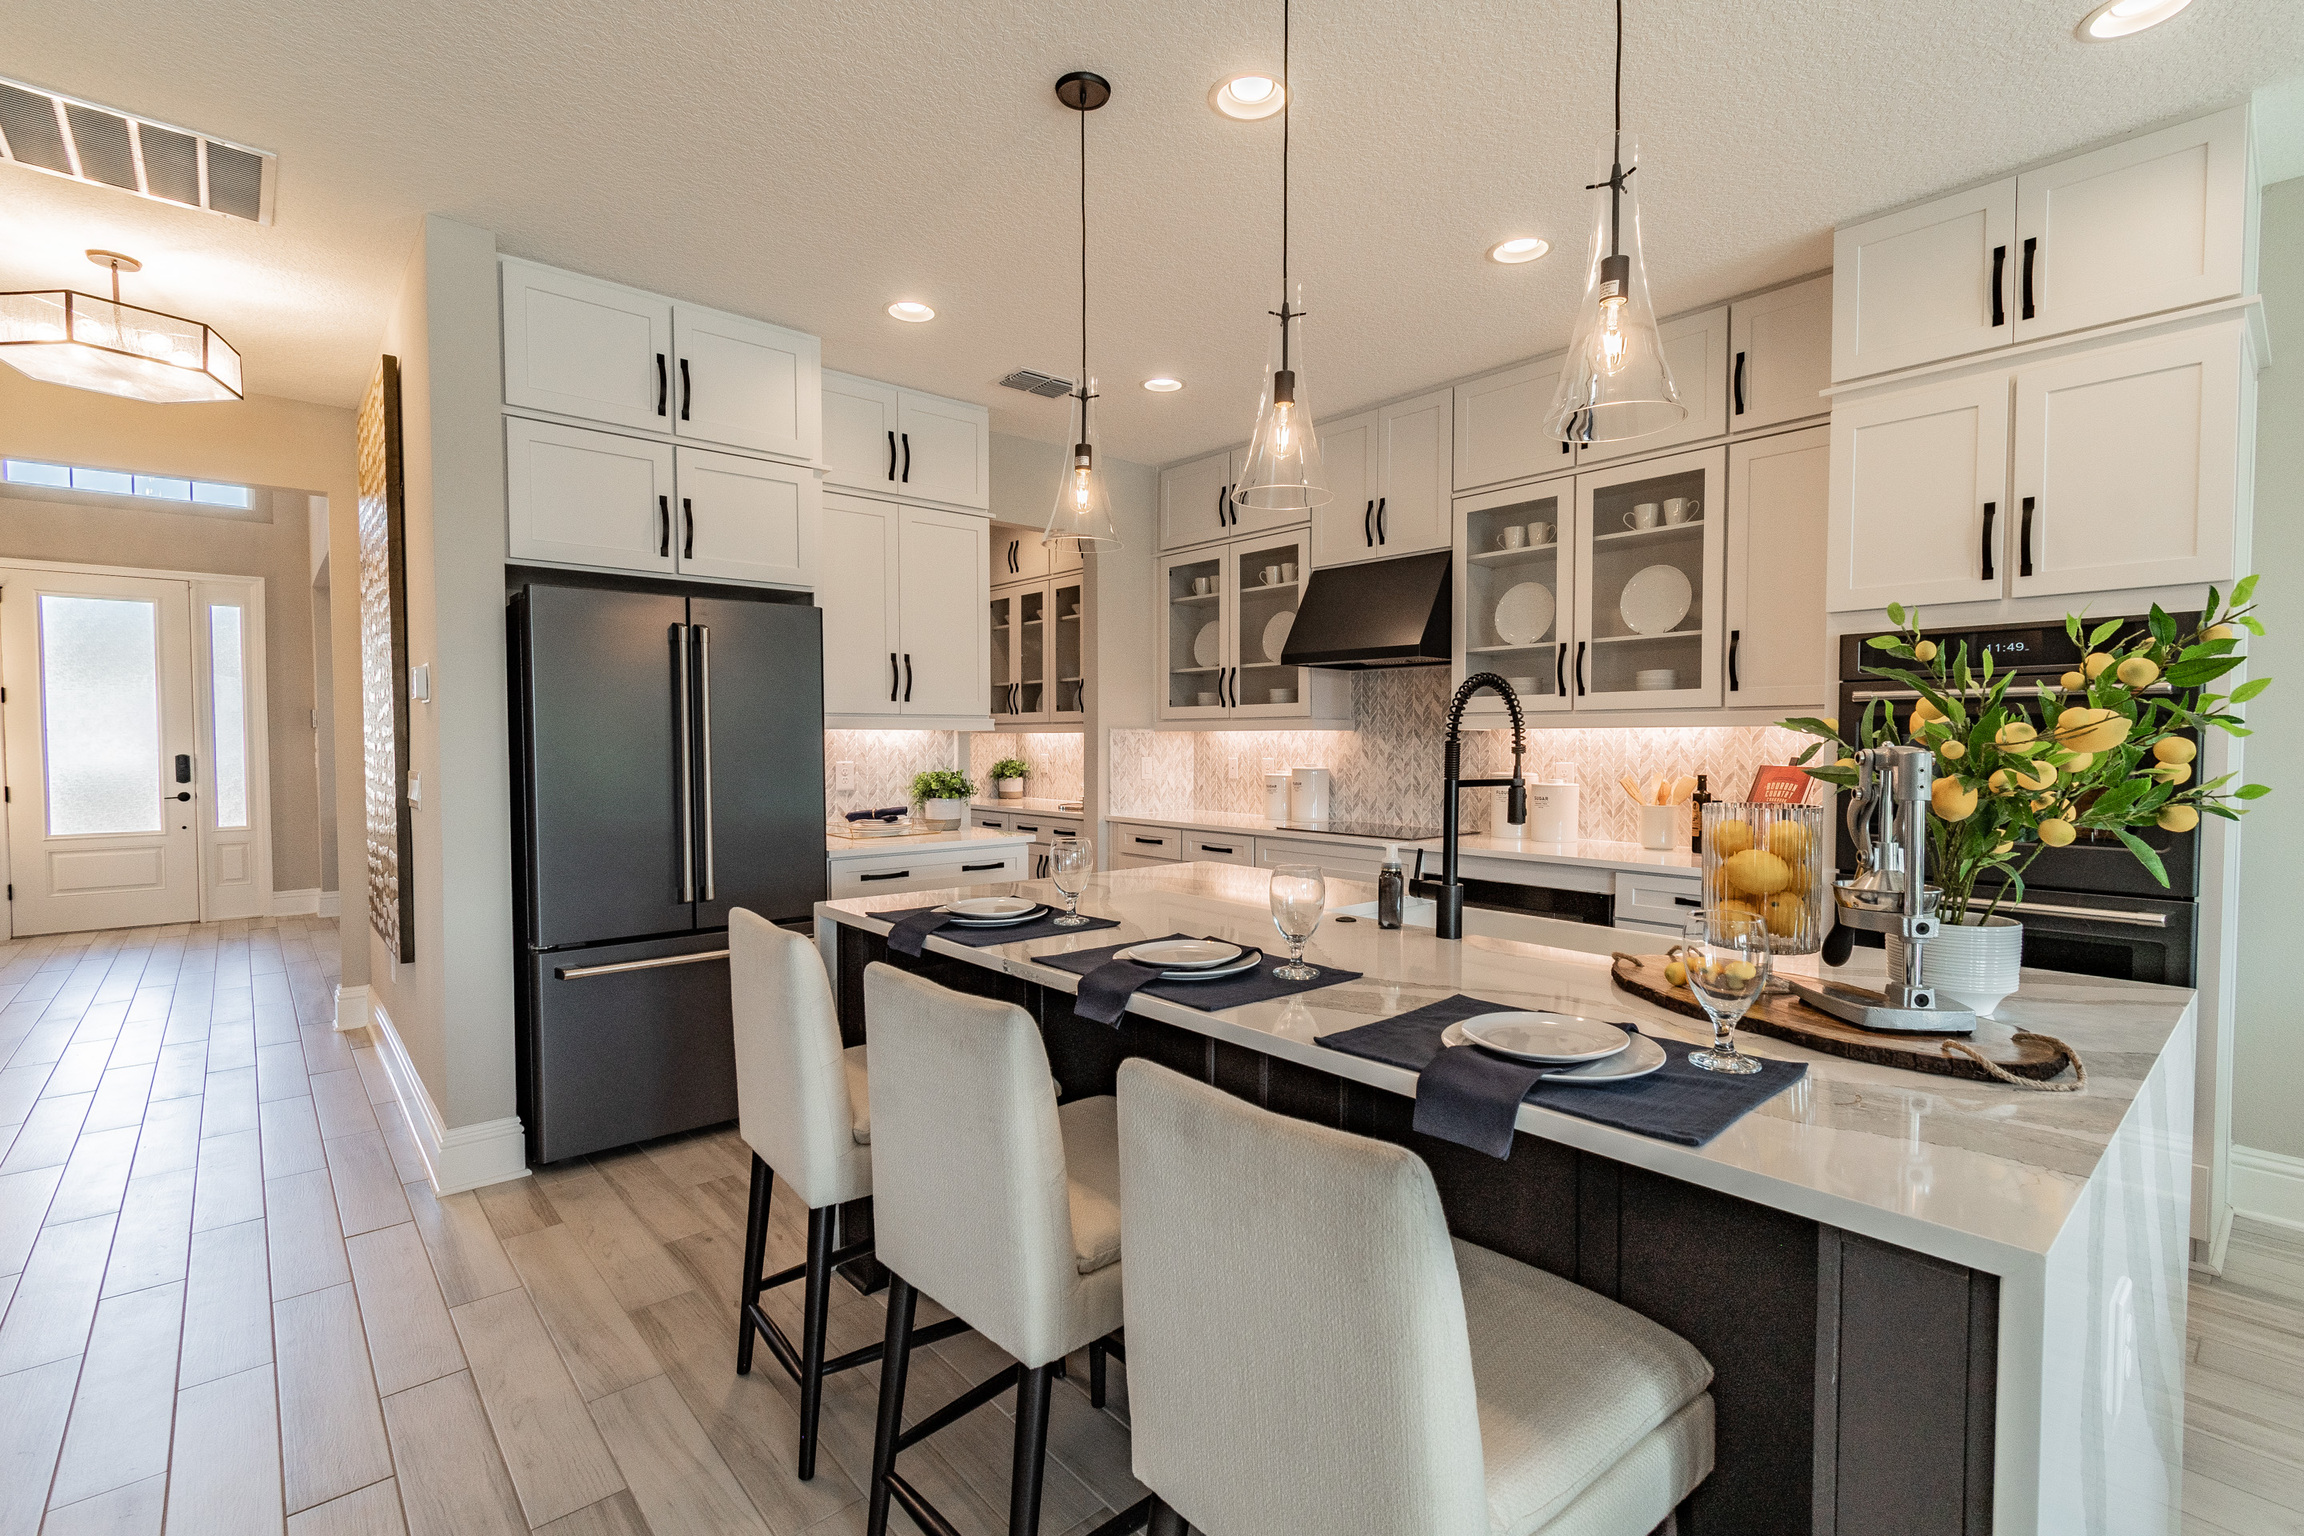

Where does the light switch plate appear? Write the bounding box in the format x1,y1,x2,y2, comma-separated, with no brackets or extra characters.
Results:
409,663,432,702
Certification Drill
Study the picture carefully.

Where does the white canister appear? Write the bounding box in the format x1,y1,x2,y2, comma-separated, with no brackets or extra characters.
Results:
1264,772,1291,824
1287,767,1332,824
1527,782,1580,842
1637,803,1680,850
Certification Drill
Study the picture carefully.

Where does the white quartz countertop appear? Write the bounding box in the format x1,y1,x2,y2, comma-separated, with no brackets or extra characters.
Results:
1106,810,1702,876
824,826,1031,859
817,862,2196,1273
970,797,1083,816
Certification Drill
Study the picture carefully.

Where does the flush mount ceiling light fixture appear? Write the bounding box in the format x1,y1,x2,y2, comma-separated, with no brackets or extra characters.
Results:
1143,377,1183,392
1488,236,1551,264
1545,0,1684,444
1043,70,1121,552
887,301,935,322
0,249,243,403
1209,73,1285,120
2077,0,2195,39
0,76,276,223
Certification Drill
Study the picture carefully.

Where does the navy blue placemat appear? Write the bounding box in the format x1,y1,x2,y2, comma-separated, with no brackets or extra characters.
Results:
1315,993,1806,1154
1036,933,1363,1026
881,905,1120,959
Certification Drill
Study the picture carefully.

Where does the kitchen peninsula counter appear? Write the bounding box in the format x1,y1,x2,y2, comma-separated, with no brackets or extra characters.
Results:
816,861,2193,1535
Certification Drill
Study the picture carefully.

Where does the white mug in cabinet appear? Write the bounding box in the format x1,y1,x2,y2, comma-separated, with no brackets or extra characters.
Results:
1525,521,1553,546
1498,525,1528,550
1259,565,1284,585
1281,561,1298,582
1192,575,1214,596
1663,497,1700,524
1625,503,1662,531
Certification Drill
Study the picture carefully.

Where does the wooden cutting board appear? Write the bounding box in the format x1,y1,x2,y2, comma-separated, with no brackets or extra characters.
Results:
1609,952,2077,1084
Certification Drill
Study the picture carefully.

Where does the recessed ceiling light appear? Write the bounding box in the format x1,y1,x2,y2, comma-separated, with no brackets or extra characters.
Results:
1209,73,1286,120
1143,377,1183,392
887,301,935,322
2077,0,2193,39
1488,237,1550,264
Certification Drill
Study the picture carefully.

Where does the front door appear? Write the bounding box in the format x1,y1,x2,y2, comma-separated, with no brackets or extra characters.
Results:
1,568,202,934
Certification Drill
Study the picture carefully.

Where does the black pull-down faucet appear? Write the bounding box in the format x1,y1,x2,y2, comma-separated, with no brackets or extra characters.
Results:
1429,671,1527,940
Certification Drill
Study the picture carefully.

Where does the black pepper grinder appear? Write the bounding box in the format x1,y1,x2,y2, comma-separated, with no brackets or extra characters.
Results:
1688,774,1711,854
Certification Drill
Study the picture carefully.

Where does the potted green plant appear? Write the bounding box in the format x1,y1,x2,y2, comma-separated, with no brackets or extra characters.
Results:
1780,582,2271,1015
991,758,1030,800
910,769,976,828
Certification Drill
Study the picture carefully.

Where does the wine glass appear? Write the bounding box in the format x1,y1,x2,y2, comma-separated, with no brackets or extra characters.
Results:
1683,908,1771,1075
1048,837,1093,927
1268,865,1327,981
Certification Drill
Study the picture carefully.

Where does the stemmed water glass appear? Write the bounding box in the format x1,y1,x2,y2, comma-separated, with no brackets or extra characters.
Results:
1683,908,1771,1075
1268,865,1327,981
1048,837,1094,927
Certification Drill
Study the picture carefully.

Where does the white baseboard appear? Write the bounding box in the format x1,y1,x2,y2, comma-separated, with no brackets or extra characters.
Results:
272,887,319,916
317,890,342,917
333,983,370,1035
2232,1144,2304,1233
364,993,531,1196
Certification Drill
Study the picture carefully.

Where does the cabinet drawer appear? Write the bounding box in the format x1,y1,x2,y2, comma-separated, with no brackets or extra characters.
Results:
1007,815,1053,843
1182,834,1253,866
1112,826,1180,861
826,848,1026,900
1257,836,1382,882
1614,869,1704,927
971,811,1011,832
1112,852,1174,871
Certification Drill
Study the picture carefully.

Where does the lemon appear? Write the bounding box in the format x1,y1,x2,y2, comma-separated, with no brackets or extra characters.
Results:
2038,818,2077,847
1764,891,1808,938
1722,849,1794,896
1711,820,1756,857
1835,756,1856,770
2084,652,2116,679
1986,769,2012,794
2157,804,2200,832
1932,777,1979,821
1992,841,2015,856
1913,640,1939,662
2060,670,2085,689
2116,656,2161,688
2062,751,2094,772
1995,720,2037,746
2153,762,2192,786
1941,740,1967,760
1819,716,1839,734
1766,821,1812,864
2015,762,2057,793
2205,624,2238,642
2055,707,2132,755
2152,738,2197,764
1664,960,1689,987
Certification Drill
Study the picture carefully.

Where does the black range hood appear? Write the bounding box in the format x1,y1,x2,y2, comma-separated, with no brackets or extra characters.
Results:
1279,549,1452,669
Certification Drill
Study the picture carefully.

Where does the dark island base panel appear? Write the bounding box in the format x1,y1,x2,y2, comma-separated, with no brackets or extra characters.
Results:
835,927,1999,1536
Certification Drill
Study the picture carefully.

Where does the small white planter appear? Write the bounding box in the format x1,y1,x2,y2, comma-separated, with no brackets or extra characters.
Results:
995,778,1026,800
1885,913,2023,1018
921,797,967,828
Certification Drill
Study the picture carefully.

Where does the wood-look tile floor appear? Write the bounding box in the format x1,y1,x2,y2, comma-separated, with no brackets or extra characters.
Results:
2185,1216,2304,1533
0,918,1145,1536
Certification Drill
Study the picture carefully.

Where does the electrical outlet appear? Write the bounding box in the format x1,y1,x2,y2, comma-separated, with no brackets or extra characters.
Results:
836,760,856,791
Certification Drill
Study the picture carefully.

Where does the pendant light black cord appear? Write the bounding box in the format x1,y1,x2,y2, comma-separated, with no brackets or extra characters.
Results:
1282,0,1290,298
1078,102,1089,406
1586,0,1632,260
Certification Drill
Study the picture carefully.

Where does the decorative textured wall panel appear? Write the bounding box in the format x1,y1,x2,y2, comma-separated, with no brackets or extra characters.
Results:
357,356,414,961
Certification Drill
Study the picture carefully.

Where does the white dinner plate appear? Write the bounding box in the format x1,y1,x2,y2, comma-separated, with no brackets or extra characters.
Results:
941,905,1048,928
1493,582,1556,646
1116,939,1243,969
1153,949,1264,981
1262,610,1295,664
1618,564,1693,636
945,896,1037,918
1193,621,1221,669
1442,1022,1666,1083
1455,1011,1629,1064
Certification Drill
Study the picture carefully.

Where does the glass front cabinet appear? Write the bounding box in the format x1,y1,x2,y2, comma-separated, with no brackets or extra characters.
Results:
1157,529,1348,727
989,573,1086,726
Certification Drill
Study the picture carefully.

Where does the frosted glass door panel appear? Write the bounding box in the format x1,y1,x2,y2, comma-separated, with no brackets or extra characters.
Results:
209,604,249,829
40,594,164,835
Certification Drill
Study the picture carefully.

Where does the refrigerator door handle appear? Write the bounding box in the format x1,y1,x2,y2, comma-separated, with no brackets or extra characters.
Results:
675,622,695,903
696,625,715,901
555,948,730,980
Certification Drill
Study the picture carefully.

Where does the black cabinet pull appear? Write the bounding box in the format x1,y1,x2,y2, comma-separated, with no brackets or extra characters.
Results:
1133,836,1163,846
658,495,670,558
1555,645,1567,695
1981,502,1996,581
1575,641,1587,696
889,652,899,702
904,653,913,702
656,353,668,416
900,432,910,482
887,430,897,480
859,870,909,882
679,357,692,420
1202,844,1234,855
1991,245,2007,327
682,497,694,559
2019,496,2035,578
1375,497,1387,544
1561,438,1571,455
1224,485,1236,526
1363,499,1373,547
1732,351,1746,416
961,861,1004,872
1673,895,1702,907
1728,629,1741,692
1216,486,1226,528
2020,237,2037,321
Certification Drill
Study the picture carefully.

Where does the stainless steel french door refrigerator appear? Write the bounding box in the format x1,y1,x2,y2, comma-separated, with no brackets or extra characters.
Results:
510,579,825,1164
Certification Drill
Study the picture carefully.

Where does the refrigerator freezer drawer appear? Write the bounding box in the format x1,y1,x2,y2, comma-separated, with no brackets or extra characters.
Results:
524,932,738,1164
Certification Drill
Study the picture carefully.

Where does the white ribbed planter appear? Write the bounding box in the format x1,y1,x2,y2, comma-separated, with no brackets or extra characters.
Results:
921,797,967,828
996,778,1026,799
1885,914,2024,1018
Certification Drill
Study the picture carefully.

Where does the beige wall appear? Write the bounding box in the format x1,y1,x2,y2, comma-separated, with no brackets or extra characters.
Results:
2235,174,2304,1162
0,366,359,916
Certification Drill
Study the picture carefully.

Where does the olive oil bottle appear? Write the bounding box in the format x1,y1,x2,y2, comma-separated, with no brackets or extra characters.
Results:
1688,774,1711,854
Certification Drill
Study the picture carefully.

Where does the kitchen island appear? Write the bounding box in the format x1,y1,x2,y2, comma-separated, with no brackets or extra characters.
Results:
815,862,2193,1536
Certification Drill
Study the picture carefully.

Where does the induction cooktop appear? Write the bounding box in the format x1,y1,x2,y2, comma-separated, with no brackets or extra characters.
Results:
1277,821,1441,842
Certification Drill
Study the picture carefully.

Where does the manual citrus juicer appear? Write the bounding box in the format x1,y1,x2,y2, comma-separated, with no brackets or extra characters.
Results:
1789,743,1978,1035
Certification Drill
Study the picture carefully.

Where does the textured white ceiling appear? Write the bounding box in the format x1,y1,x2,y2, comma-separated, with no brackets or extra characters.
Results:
2,0,2299,467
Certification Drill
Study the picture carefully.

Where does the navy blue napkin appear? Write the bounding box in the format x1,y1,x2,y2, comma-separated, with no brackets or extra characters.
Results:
1316,993,1806,1155
1036,934,1361,1027
883,905,1120,959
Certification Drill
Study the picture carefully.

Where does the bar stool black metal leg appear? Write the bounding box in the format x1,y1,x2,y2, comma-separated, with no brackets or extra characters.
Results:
736,1154,772,1375
797,1204,836,1480
1146,1496,1186,1536
866,1273,918,1536
1009,1362,1056,1536
1088,1338,1107,1408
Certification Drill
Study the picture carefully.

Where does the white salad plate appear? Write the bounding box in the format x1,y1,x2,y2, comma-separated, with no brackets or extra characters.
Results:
945,896,1037,918
1116,939,1243,970
1442,1022,1666,1083
1262,611,1295,664
940,904,1048,928
1192,621,1221,669
1618,565,1693,636
1492,582,1556,646
1454,1011,1629,1064
1153,949,1264,982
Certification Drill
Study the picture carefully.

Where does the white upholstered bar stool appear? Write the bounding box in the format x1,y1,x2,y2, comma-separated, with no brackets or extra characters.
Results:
1116,1058,1717,1536
860,963,1148,1536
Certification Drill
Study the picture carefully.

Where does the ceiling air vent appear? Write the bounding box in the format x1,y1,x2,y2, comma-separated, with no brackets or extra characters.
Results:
0,77,276,224
998,369,1074,399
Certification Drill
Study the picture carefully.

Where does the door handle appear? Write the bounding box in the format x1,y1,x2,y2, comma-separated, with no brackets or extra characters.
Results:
961,861,1005,872
1217,486,1226,529
2020,237,2037,321
1981,502,1996,581
679,357,692,420
1562,437,1571,456
696,625,715,901
1224,485,1235,526
2019,496,2035,578
900,432,910,482
175,753,192,784
1375,497,1386,544
904,653,913,703
1575,640,1587,696
1990,246,2007,328
1555,645,1566,696
556,948,729,980
887,429,897,481
1133,837,1164,846
1732,351,1746,415
174,791,192,802
1364,499,1373,547
681,498,695,560
889,652,899,703
674,623,694,903
1673,895,1702,908
658,495,670,558
1728,629,1741,692
656,353,668,416
1201,844,1234,855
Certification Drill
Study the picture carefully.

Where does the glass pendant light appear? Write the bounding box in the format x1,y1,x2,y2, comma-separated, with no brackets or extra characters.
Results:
0,251,243,404
1044,71,1122,551
1232,0,1329,513
1547,0,1684,444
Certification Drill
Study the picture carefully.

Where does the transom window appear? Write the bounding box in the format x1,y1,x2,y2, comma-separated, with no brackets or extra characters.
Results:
3,457,252,509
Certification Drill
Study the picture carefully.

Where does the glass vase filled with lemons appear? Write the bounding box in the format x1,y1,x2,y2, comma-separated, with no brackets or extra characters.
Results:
1700,803,1829,955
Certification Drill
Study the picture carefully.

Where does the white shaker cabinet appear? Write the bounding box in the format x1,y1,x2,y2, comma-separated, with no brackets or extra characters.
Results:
1576,307,1730,464
822,372,902,491
1308,389,1452,569
1724,425,1830,710
505,417,676,573
895,507,989,717
1307,409,1377,570
1568,446,1727,711
1728,276,1833,433
993,522,1051,583
1157,531,1347,728
1825,373,2010,613
669,302,820,463
820,493,989,725
1454,353,1578,492
501,259,674,434
1158,448,1239,552
820,495,902,714
824,372,992,511
673,448,817,588
1831,179,2016,383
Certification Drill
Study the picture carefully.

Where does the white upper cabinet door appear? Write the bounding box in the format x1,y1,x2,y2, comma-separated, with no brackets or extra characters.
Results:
819,494,902,715
1826,373,2011,613
1832,178,2017,382
501,259,674,433
1569,445,1727,712
895,506,989,717
993,522,1050,583
505,418,676,573
2013,107,2249,344
1373,389,1454,556
1454,354,1577,491
1576,307,1730,464
673,448,817,589
671,302,822,462
1725,425,1831,711
896,390,991,510
1159,448,1236,551
822,371,902,492
2010,323,2242,599
1050,534,1084,576
1729,276,1833,433
1306,409,1377,569
1225,445,1311,540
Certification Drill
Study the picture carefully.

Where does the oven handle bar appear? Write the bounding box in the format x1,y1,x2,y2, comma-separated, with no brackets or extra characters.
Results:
1989,900,2169,928
1847,685,2173,702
